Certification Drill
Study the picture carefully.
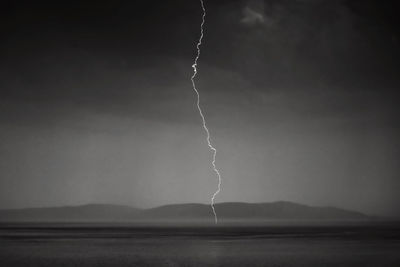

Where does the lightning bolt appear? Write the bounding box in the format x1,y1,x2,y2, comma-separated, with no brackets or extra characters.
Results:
191,0,221,224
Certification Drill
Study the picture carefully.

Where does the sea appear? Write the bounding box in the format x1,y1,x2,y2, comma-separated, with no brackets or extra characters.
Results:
0,222,399,266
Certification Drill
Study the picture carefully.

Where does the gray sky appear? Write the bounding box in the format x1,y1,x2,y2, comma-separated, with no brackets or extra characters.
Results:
0,0,399,216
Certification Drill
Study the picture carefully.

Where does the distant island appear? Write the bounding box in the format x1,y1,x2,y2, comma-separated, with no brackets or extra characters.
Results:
0,201,372,223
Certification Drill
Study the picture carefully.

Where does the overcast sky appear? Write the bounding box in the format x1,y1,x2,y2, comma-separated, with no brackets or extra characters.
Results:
0,0,399,216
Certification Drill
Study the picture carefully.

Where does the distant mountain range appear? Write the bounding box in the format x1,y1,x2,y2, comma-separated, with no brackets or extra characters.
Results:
0,201,371,223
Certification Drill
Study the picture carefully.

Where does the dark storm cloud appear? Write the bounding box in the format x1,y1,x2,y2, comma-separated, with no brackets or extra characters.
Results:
202,0,400,89
1,0,399,124
0,0,206,127
194,0,399,136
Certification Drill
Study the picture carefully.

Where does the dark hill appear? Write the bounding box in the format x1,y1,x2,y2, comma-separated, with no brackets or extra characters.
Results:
0,204,140,222
0,201,370,222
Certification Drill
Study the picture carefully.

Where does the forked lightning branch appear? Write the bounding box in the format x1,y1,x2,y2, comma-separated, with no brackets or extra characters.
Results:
190,0,222,224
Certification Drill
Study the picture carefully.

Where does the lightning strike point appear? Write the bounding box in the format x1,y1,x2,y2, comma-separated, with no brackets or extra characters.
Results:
190,0,222,224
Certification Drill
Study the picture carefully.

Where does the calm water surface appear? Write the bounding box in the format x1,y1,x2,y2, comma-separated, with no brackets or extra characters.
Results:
0,223,399,266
